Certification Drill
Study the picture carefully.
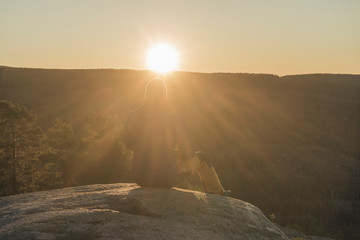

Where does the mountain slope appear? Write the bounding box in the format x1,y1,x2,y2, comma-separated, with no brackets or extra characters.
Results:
1,66,359,238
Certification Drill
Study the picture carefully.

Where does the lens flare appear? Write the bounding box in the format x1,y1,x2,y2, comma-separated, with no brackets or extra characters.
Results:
146,43,179,74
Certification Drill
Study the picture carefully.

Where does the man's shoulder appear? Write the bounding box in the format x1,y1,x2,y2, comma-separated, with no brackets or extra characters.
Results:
125,108,143,124
127,106,148,117
126,106,184,122
128,108,140,117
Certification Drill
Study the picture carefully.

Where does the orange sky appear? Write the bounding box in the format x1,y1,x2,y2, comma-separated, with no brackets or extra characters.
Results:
1,1,359,75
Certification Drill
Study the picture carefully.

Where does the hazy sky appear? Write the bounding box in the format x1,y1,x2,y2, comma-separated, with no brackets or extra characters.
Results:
1,0,359,75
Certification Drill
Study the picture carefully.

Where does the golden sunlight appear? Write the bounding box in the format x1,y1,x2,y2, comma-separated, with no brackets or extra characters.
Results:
146,43,179,74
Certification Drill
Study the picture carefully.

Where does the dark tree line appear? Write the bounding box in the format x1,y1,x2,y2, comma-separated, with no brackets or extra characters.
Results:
0,100,132,196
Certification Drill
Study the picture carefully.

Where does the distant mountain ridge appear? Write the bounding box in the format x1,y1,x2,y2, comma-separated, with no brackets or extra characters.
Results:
1,66,359,156
1,66,360,238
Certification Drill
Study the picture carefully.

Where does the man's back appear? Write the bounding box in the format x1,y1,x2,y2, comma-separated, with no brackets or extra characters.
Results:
124,105,193,187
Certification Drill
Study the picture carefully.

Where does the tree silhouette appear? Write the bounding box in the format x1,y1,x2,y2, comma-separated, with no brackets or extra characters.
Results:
0,100,42,195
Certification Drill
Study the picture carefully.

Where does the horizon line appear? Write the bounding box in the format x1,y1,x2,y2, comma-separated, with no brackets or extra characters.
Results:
1,65,359,78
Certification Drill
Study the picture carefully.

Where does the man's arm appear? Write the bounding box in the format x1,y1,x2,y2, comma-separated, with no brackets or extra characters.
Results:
174,115,195,160
123,110,138,150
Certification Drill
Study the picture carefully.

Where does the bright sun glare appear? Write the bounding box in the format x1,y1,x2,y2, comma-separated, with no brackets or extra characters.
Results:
146,43,179,74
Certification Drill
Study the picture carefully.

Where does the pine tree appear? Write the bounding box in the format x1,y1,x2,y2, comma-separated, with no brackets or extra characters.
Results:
43,119,81,187
0,100,43,195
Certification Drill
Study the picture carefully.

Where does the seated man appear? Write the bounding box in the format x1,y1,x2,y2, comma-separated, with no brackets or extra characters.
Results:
123,77,225,195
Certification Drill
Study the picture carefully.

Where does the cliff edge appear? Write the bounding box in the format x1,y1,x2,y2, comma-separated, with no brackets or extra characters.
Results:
0,183,288,240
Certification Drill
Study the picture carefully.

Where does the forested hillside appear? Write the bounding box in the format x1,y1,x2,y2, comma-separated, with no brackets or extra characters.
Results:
1,66,359,239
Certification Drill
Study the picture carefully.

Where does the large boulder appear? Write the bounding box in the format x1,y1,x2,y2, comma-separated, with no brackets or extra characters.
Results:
0,183,288,240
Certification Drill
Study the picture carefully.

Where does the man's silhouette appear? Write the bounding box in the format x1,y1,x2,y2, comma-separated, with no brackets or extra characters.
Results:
124,77,225,195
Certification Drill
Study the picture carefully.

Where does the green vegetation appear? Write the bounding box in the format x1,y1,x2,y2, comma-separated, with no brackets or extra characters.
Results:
0,66,359,239
0,100,43,194
0,100,133,195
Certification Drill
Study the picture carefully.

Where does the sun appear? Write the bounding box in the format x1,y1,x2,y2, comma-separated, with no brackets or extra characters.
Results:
146,43,179,74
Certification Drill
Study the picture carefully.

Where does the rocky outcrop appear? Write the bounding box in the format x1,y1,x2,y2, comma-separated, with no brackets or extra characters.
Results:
0,183,288,240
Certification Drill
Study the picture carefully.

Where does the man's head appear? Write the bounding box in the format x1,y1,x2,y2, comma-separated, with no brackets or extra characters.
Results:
145,77,167,105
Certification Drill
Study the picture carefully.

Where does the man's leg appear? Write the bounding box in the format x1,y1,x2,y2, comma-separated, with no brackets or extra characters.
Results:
178,152,225,195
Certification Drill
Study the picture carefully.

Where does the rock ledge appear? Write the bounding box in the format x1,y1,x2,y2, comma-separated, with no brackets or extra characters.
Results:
0,183,288,240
